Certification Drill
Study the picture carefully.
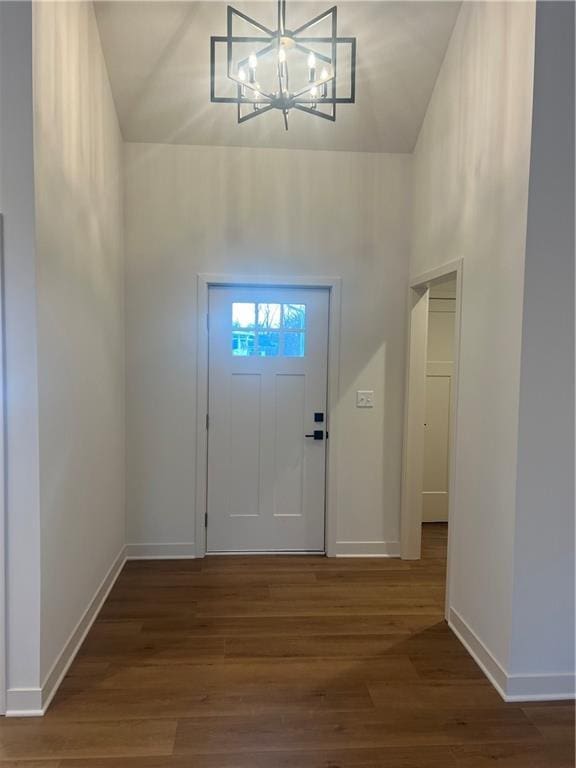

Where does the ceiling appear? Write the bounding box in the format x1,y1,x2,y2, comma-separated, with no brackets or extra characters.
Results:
94,1,460,153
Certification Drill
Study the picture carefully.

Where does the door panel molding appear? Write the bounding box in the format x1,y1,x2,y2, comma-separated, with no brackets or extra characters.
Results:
196,274,342,558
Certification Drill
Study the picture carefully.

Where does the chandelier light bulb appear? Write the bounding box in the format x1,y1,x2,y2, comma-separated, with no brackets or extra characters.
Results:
278,46,287,78
307,51,316,83
248,52,258,84
237,66,247,97
310,84,318,110
320,66,329,97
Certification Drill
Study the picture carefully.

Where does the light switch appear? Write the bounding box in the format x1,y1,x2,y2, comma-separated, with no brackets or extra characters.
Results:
356,390,374,408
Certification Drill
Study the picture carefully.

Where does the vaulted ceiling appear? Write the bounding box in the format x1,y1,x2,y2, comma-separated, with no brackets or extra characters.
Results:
95,1,460,153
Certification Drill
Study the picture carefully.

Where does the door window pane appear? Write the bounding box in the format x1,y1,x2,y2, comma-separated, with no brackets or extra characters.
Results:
232,302,256,329
232,330,256,356
283,304,306,329
257,331,280,356
284,331,305,357
231,301,306,357
257,303,281,329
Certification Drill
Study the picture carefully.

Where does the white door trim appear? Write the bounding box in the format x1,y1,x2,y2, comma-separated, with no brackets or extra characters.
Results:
400,258,463,620
401,283,430,559
0,216,6,714
195,274,342,558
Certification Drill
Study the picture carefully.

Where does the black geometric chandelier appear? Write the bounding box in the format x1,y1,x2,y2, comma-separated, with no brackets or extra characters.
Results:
210,0,356,129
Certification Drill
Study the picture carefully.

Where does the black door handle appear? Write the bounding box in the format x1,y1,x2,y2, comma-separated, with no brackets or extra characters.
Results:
305,430,324,441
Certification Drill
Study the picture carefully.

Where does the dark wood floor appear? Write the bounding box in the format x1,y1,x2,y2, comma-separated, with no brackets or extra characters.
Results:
1,523,573,766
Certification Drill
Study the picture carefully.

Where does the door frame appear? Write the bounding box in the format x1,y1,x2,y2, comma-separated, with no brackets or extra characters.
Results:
0,216,5,714
195,274,342,558
400,258,463,617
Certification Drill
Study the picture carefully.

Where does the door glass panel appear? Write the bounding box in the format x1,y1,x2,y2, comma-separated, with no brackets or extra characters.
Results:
231,301,306,357
257,331,280,356
232,330,256,356
232,302,256,329
284,331,305,357
283,304,306,329
257,303,281,329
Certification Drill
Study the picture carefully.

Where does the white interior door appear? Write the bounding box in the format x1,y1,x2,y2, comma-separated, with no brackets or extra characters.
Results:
207,286,329,552
422,297,455,522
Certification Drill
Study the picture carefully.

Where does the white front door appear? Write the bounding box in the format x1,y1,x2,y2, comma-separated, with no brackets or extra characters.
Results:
207,286,329,552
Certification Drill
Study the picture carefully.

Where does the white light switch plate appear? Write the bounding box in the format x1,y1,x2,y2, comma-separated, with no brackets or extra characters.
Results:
356,390,374,408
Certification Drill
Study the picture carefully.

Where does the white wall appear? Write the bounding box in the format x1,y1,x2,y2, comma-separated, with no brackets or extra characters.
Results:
411,0,536,674
33,1,125,683
509,1,574,695
0,0,43,707
124,144,411,555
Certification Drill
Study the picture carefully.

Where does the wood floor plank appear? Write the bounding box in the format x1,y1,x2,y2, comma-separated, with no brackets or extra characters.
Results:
116,571,318,588
522,704,576,744
451,741,575,767
268,584,447,600
195,598,444,617
172,708,542,754
107,585,270,603
97,601,197,621
224,633,415,659
46,684,375,721
0,762,61,768
368,680,507,710
0,721,176,761
78,633,226,665
122,560,202,573
199,556,414,572
314,569,447,585
409,653,488,681
139,613,443,637
53,745,460,768
95,655,420,691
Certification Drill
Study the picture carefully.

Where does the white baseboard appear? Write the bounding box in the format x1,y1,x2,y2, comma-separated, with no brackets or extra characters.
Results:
335,540,400,557
206,550,324,555
5,687,43,716
448,607,509,698
449,607,575,702
6,546,127,718
126,542,196,559
505,672,576,701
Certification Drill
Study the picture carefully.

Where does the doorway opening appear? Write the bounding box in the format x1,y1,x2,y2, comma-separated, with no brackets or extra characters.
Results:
400,260,463,616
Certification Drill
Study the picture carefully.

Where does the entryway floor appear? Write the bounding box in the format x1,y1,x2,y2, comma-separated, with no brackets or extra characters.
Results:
0,524,573,766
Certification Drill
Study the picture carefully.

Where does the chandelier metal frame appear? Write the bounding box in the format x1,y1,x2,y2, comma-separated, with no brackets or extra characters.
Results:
210,0,356,129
